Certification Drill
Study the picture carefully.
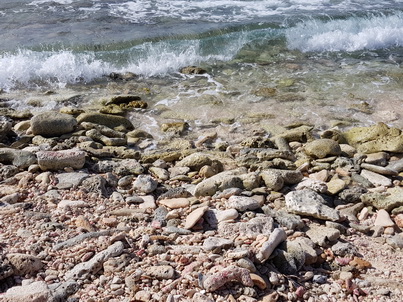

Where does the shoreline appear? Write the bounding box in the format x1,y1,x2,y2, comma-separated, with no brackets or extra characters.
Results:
1,99,403,301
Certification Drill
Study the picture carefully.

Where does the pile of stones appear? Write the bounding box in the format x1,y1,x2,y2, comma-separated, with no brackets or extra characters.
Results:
0,103,402,302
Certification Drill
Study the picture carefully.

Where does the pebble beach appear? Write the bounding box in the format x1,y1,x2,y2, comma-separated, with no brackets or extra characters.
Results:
1,69,403,301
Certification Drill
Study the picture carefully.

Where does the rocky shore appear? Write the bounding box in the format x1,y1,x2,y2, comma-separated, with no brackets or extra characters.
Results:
1,96,403,302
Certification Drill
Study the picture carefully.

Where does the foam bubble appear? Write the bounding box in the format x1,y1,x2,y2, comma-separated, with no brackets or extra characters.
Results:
286,13,403,52
0,50,112,90
0,31,251,90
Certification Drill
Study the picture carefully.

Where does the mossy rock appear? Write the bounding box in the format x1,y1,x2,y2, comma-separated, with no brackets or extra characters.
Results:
344,122,403,153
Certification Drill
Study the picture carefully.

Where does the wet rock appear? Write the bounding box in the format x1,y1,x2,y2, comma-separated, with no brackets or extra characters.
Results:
180,66,207,74
31,112,77,137
304,139,341,159
132,175,158,193
360,169,392,187
161,122,189,134
306,224,340,247
7,253,43,275
86,128,127,146
76,112,134,131
361,187,403,211
143,265,175,280
203,266,253,292
0,148,37,168
285,189,340,221
256,228,287,263
37,149,86,171
184,206,209,229
203,237,234,252
344,122,403,153
226,195,261,212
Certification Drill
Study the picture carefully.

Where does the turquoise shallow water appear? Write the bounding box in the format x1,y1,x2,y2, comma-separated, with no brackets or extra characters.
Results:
1,0,403,132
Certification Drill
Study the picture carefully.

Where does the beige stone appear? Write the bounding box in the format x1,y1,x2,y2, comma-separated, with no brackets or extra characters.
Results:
159,197,190,209
374,209,395,227
250,273,267,290
184,206,208,229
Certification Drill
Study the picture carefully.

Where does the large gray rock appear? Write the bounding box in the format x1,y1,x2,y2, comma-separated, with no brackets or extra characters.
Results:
7,253,43,275
175,152,212,171
260,170,284,191
2,281,51,302
285,189,340,221
92,159,144,175
360,169,392,187
0,148,37,168
37,149,86,171
55,172,89,189
304,139,341,159
132,175,158,193
203,237,234,252
218,216,274,239
226,195,261,212
31,112,77,137
306,224,340,247
76,112,134,130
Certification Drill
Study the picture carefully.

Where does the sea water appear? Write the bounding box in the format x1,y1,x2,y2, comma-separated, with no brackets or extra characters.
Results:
1,0,403,137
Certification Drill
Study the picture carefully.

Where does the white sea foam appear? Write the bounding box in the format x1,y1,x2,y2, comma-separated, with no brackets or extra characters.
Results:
286,13,403,52
30,0,76,4
0,31,249,90
0,50,112,90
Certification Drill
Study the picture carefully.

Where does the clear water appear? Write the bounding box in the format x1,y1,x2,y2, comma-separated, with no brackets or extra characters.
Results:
1,0,403,137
